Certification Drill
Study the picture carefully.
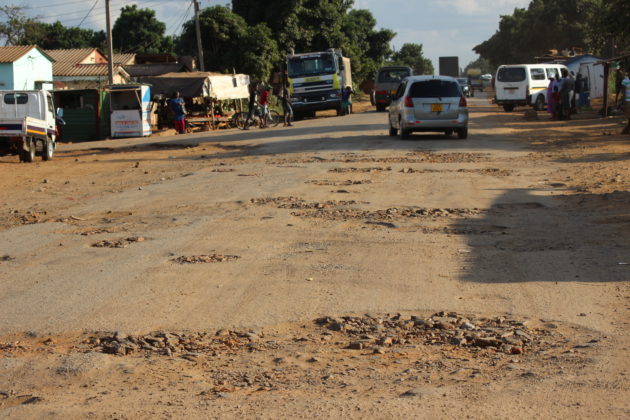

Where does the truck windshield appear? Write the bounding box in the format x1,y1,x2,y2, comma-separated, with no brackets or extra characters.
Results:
377,69,410,83
288,55,336,78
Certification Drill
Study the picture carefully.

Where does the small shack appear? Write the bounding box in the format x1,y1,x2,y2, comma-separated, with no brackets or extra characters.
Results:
54,89,110,141
139,72,249,130
109,84,152,138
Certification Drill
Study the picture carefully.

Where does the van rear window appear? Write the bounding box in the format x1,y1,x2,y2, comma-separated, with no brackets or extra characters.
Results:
378,69,410,83
497,67,526,82
409,80,460,98
3,93,28,104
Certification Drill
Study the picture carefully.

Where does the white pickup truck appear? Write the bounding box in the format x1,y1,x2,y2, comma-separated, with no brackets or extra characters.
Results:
0,90,61,162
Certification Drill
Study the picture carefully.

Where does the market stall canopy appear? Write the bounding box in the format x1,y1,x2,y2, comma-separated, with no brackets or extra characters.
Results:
138,72,250,99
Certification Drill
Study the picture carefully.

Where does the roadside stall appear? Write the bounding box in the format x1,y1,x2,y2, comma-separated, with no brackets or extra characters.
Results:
109,84,152,138
53,89,110,142
139,72,250,131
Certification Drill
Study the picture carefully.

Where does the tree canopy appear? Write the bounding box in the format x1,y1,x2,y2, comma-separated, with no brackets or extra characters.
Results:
177,6,280,81
390,43,434,75
473,0,630,68
112,5,174,54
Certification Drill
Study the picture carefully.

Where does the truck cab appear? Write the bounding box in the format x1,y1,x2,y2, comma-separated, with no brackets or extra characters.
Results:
287,49,352,118
0,90,59,162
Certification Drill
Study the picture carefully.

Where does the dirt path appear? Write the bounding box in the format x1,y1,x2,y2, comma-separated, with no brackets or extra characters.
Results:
0,94,628,419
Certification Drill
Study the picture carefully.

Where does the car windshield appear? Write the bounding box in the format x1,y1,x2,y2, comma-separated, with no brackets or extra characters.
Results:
378,69,410,83
409,80,461,98
288,54,336,78
497,67,526,82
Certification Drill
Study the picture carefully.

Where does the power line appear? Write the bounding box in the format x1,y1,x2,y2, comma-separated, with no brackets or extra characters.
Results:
77,0,100,27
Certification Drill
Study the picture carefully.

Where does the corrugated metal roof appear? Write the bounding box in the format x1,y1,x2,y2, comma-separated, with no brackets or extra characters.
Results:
55,63,129,77
0,45,54,63
45,48,98,64
113,53,136,65
124,63,187,77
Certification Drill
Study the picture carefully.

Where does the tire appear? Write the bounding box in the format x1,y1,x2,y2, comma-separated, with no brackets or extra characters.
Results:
389,123,397,137
503,104,515,112
399,122,410,140
457,128,468,139
376,104,386,112
42,137,54,161
534,95,545,111
268,110,281,127
20,137,35,163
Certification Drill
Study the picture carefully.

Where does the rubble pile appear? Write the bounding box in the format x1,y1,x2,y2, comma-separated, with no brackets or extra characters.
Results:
250,197,360,209
316,312,547,354
173,254,240,264
305,179,372,186
91,237,145,248
328,167,392,173
87,329,256,357
267,152,489,165
291,207,483,221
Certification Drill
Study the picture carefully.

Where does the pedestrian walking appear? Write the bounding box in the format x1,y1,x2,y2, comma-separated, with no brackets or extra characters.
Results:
559,69,574,120
170,91,186,134
615,68,624,108
243,82,258,130
622,71,630,134
552,86,561,120
281,76,293,127
259,84,270,128
546,77,555,118
341,86,353,115
575,73,585,108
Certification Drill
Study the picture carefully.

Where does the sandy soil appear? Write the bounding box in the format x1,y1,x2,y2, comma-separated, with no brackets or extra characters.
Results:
0,93,628,419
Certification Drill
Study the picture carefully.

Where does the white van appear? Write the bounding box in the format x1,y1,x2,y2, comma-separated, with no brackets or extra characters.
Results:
494,64,570,112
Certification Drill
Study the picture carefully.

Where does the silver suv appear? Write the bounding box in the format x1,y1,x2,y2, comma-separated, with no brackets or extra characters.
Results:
388,75,469,139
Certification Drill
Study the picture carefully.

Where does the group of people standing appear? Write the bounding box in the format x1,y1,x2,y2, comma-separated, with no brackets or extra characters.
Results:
243,77,294,130
545,68,582,120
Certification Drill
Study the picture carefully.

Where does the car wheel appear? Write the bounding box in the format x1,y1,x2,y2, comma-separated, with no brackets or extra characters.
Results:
457,128,468,139
389,123,398,137
42,137,54,161
376,104,386,112
503,104,515,112
444,129,454,137
20,137,36,163
535,95,545,111
399,124,410,140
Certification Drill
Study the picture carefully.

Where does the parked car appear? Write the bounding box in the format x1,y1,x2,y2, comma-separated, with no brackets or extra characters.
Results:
373,66,413,112
388,75,468,140
494,63,570,112
457,78,472,97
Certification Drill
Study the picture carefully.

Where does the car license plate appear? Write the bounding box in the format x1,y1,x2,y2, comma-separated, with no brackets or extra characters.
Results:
431,104,443,112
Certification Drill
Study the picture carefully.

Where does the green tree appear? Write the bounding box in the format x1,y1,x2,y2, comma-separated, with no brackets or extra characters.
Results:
112,5,173,54
473,0,608,67
464,57,493,75
0,5,40,46
390,43,434,75
178,6,279,81
20,21,106,50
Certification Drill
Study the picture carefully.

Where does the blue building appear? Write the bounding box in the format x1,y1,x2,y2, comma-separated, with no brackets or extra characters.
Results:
0,45,54,90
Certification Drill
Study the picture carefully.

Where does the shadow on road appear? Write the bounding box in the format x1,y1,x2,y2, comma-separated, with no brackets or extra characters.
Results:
453,187,630,284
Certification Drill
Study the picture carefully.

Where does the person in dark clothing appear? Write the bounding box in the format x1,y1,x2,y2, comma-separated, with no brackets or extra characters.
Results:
281,76,293,127
169,91,186,134
559,69,574,120
575,73,586,108
243,82,258,130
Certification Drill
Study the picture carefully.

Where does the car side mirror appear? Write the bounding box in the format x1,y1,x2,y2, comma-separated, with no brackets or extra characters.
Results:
56,116,66,126
56,108,64,118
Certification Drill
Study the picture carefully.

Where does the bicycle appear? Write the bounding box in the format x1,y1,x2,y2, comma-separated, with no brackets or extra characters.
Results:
235,105,280,129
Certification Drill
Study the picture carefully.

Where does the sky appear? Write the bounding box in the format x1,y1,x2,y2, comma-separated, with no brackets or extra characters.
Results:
16,0,532,68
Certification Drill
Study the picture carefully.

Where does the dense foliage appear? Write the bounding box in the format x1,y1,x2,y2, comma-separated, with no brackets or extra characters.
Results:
112,5,174,54
474,0,630,68
389,43,434,75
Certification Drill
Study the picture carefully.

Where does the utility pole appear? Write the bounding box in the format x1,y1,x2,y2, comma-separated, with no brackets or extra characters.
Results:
105,0,114,85
194,0,205,71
